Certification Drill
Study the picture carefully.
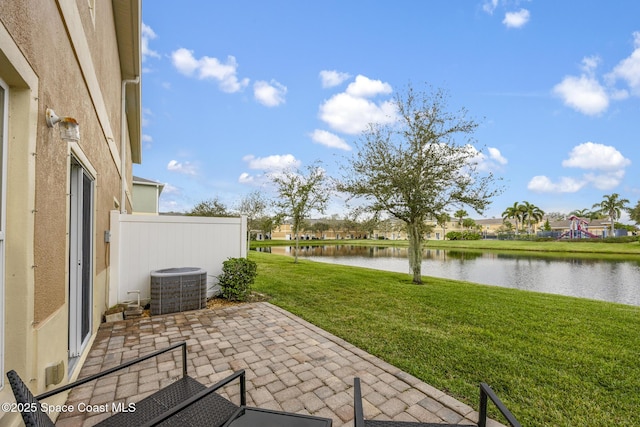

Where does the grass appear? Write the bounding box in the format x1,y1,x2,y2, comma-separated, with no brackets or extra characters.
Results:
249,250,640,427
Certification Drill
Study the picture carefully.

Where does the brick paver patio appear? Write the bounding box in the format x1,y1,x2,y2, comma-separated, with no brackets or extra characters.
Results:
55,302,505,427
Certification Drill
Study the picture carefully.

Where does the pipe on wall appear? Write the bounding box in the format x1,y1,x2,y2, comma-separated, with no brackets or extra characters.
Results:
120,76,140,214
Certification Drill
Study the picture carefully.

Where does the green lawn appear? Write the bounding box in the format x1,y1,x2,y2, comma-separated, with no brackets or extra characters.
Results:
249,250,640,427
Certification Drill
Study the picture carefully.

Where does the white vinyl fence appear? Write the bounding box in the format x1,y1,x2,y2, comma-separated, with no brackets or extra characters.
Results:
108,211,247,306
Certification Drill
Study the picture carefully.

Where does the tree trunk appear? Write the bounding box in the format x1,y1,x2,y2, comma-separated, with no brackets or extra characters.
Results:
407,222,423,284
611,218,615,238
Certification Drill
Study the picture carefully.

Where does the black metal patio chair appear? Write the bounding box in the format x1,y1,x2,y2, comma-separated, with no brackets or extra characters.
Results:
6,341,245,427
353,377,521,427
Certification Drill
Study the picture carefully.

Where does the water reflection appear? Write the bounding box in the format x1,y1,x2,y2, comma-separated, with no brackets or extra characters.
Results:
258,245,640,306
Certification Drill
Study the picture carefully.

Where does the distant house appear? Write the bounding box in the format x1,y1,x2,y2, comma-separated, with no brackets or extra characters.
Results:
271,219,363,240
132,176,165,215
0,0,142,420
473,218,507,237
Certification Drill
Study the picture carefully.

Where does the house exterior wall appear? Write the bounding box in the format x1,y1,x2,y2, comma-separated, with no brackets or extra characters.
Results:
271,223,360,240
0,1,141,423
132,183,161,214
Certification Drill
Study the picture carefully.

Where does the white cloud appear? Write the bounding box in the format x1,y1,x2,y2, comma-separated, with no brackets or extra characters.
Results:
171,48,249,93
502,9,530,28
162,183,180,194
553,72,609,116
254,80,287,107
345,75,393,98
142,134,153,149
482,0,499,15
142,107,152,127
527,176,587,193
467,145,508,172
160,199,186,213
580,55,600,74
242,154,300,171
141,23,160,61
561,142,631,171
318,75,397,135
167,160,197,176
488,147,508,165
320,70,351,88
172,48,200,75
320,93,397,135
309,129,351,151
584,170,626,191
239,154,301,186
528,142,630,193
606,31,640,96
555,32,640,114
238,172,254,184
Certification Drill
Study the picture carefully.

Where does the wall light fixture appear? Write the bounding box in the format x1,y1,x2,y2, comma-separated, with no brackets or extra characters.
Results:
46,108,80,142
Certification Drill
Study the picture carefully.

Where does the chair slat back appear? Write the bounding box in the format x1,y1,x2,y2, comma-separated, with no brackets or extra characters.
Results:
6,370,56,427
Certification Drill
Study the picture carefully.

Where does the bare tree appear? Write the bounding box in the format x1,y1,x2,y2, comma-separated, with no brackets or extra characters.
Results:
270,162,331,263
339,85,501,283
236,190,268,242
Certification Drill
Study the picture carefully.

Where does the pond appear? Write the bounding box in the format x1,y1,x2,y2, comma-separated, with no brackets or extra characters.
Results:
261,245,640,306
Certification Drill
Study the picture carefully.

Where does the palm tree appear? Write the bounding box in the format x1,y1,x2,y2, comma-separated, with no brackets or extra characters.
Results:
435,212,450,240
521,201,545,234
570,208,590,218
502,202,523,235
454,209,468,228
592,193,630,237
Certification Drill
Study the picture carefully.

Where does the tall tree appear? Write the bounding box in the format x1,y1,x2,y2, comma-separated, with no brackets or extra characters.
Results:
236,191,267,229
256,215,278,239
435,212,450,239
312,221,330,238
520,201,544,234
326,214,343,239
349,206,380,239
462,217,476,230
188,197,230,217
501,202,523,235
629,200,640,225
236,190,268,243
592,193,630,237
570,208,590,218
339,85,501,284
454,209,468,227
271,162,331,263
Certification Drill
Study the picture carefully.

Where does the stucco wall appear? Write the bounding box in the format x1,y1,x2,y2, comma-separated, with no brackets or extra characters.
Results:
0,0,139,414
1,0,130,322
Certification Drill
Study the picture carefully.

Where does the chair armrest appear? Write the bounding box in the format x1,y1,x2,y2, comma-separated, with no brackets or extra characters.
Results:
353,377,365,427
478,382,521,427
141,369,246,427
36,342,188,400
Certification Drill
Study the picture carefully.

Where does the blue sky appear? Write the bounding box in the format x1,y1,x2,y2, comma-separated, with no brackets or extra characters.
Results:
137,1,640,220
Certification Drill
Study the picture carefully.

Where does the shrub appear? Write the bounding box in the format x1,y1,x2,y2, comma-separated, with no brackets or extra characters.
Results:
462,231,482,240
445,231,462,240
218,257,257,302
445,231,482,240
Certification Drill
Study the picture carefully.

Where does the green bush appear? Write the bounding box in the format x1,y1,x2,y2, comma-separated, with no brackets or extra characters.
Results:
445,231,482,240
446,231,462,240
462,231,482,240
218,257,258,301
